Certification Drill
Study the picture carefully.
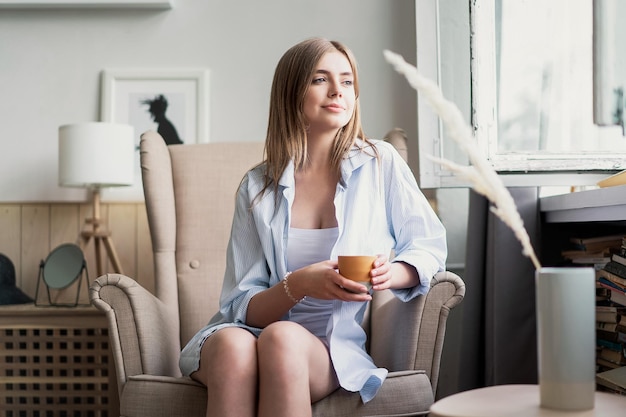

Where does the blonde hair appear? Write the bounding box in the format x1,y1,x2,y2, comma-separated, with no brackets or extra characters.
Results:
257,37,374,202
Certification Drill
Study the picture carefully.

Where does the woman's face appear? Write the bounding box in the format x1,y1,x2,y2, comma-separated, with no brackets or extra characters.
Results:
302,50,356,134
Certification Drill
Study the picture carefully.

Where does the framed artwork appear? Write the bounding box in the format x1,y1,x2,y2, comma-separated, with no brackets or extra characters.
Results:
100,68,210,200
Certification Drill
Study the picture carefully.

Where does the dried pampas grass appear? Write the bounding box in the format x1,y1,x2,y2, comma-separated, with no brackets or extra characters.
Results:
384,50,541,270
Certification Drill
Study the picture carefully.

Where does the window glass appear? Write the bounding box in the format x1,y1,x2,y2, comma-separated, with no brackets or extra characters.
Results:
496,0,624,154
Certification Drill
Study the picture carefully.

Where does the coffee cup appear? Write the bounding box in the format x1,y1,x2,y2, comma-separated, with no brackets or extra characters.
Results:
338,255,376,290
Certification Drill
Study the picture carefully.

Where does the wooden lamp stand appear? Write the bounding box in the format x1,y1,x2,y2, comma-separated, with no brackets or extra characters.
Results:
79,188,124,277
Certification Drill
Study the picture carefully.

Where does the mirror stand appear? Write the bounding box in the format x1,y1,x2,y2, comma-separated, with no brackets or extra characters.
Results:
35,244,91,308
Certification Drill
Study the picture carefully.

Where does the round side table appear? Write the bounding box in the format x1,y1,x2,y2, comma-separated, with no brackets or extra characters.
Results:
429,384,626,417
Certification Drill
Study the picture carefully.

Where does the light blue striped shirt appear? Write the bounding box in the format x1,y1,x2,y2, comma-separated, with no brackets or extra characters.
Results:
179,139,447,403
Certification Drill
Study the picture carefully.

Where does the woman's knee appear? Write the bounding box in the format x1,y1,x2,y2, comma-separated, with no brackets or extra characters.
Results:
257,321,322,369
257,322,337,400
257,321,307,353
193,328,258,385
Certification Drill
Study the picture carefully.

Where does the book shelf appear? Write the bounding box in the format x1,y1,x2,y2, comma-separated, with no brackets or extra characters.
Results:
540,185,626,395
540,186,626,266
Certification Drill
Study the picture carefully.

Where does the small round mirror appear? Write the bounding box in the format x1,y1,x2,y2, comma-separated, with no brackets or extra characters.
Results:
43,243,85,289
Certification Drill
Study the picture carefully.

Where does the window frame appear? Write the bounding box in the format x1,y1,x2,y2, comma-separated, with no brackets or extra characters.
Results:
416,0,625,189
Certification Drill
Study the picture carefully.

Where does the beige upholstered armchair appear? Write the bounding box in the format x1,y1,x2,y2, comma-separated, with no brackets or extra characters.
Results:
89,131,465,417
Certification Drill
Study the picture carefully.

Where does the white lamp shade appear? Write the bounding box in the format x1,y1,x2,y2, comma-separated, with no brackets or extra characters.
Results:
59,122,135,188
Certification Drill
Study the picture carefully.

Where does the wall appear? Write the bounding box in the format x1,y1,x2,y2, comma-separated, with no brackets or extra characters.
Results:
0,0,419,202
0,0,468,287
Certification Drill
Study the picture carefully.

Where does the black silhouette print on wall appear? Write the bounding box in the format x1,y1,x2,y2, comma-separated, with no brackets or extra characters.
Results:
142,94,184,145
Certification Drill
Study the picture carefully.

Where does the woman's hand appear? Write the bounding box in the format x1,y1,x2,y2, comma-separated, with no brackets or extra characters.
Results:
287,254,418,301
370,254,393,291
373,256,421,290
288,260,372,302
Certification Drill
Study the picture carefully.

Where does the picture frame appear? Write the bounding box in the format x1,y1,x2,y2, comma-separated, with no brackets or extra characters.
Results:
0,0,172,9
100,68,210,200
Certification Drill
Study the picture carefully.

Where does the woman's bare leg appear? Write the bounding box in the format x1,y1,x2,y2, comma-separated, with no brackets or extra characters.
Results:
256,321,338,417
190,328,258,417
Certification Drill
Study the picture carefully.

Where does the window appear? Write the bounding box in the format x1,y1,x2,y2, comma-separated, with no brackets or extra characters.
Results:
418,0,626,188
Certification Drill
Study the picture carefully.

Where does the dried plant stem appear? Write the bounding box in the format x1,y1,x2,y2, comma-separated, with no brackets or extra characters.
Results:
384,50,542,270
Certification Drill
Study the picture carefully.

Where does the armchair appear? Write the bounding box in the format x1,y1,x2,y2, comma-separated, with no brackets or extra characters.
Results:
90,130,465,417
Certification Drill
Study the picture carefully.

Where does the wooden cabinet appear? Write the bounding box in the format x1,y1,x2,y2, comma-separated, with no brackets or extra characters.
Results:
0,304,119,417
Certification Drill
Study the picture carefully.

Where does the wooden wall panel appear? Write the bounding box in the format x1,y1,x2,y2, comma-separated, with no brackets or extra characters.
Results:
108,204,137,278
49,204,83,305
20,205,50,297
0,204,21,287
50,204,81,246
0,203,155,303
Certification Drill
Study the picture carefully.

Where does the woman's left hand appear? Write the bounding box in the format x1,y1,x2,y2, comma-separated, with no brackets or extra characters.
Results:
370,254,392,291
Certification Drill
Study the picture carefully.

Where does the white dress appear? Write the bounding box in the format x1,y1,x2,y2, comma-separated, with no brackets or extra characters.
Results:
286,227,339,343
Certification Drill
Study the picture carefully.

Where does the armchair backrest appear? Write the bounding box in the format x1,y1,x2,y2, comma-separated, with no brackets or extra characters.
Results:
140,131,265,346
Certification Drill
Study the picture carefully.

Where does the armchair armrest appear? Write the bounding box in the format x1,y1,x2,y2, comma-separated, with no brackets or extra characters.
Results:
369,271,465,394
89,274,182,395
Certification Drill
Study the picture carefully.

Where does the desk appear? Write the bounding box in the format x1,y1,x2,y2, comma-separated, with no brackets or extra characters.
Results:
429,385,626,417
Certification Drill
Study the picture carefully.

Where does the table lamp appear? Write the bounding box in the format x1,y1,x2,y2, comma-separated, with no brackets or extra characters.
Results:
58,122,134,277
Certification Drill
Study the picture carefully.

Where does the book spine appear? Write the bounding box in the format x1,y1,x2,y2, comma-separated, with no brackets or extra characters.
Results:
612,253,626,267
611,291,626,307
598,269,626,288
596,304,626,312
598,347,626,365
597,321,619,332
597,312,620,323
597,338,624,352
597,329,619,342
598,278,626,293
604,261,626,279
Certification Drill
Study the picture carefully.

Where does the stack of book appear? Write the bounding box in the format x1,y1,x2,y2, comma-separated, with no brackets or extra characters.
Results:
596,306,626,368
562,234,623,266
598,251,626,308
595,237,626,394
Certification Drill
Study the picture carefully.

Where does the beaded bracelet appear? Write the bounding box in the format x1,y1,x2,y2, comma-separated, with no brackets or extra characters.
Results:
282,272,306,304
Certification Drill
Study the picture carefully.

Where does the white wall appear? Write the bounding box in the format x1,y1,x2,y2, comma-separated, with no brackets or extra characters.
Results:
0,0,418,202
0,0,468,268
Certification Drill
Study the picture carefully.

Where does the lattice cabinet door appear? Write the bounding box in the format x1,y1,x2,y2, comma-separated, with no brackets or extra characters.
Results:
0,304,119,417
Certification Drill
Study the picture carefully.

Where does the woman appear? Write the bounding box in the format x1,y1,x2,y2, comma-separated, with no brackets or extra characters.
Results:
179,37,447,417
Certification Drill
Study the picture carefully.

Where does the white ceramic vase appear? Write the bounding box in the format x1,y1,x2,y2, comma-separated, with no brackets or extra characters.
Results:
535,267,596,411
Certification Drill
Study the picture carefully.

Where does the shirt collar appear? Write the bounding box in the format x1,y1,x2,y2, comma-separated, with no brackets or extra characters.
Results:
340,139,378,186
276,138,378,189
